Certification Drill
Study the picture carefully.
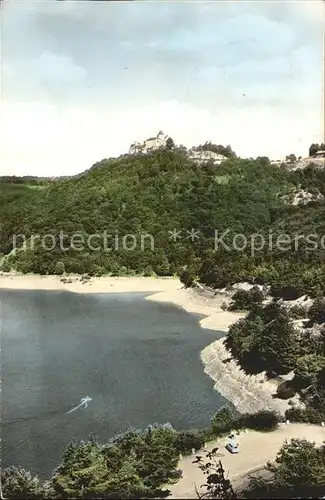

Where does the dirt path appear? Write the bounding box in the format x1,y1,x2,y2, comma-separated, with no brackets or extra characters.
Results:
168,424,325,499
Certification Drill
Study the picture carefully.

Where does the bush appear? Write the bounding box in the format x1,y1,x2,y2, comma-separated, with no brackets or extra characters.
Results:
289,305,307,320
173,431,203,454
240,410,279,431
0,259,11,272
308,298,325,324
53,261,65,275
179,269,195,288
285,407,325,424
270,285,301,301
211,406,236,435
228,287,264,311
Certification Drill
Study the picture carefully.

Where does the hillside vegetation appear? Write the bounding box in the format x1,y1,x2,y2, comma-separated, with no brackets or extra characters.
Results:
1,148,325,300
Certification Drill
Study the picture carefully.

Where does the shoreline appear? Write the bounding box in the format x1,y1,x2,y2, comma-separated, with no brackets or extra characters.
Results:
0,274,296,415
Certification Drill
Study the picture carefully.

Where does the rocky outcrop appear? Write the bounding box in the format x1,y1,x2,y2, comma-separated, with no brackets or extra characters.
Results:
201,338,302,415
188,149,227,165
129,131,169,155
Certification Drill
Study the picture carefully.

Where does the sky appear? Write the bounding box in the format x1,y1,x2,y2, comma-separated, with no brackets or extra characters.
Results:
0,0,324,176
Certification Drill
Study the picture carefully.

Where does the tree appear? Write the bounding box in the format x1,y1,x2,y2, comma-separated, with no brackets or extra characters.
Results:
295,354,325,387
285,154,296,163
245,439,325,498
228,287,264,311
165,137,175,150
240,410,278,431
256,156,270,167
309,143,320,157
256,312,299,374
1,467,43,499
194,142,236,159
180,268,195,287
211,406,235,435
308,297,325,324
53,261,65,275
194,449,237,499
267,439,325,496
50,441,113,498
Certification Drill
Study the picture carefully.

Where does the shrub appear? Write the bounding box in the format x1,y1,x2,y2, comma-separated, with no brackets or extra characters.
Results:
270,285,301,301
290,305,307,320
211,406,236,435
241,410,279,431
0,259,11,272
53,261,65,275
228,287,264,311
173,431,203,454
308,298,325,324
179,269,195,287
285,407,325,424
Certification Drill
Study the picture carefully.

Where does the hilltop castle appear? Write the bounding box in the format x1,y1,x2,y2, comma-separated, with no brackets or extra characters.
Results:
129,131,169,155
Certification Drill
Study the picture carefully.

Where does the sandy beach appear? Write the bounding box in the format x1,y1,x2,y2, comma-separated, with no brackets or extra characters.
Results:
0,274,297,414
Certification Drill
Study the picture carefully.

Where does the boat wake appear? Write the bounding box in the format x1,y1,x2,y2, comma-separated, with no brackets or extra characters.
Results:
1,396,93,425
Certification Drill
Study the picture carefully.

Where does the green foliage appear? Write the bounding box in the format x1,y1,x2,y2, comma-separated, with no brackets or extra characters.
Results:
228,287,264,311
210,407,278,436
226,304,300,375
165,137,175,150
211,406,236,435
268,439,325,495
245,439,325,498
295,354,325,387
285,406,325,424
194,450,237,499
285,154,296,163
1,467,43,499
48,426,183,499
194,142,237,159
1,153,325,301
256,156,270,167
53,261,65,275
308,297,325,324
239,410,279,432
179,268,195,287
289,305,306,320
309,143,325,157
173,431,203,454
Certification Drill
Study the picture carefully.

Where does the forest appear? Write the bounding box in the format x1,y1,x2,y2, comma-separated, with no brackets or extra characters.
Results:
1,146,325,301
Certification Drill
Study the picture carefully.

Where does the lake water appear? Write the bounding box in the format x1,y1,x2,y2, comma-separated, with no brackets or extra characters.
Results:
0,290,229,478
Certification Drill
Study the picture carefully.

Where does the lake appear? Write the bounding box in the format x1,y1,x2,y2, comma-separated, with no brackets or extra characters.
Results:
0,289,229,478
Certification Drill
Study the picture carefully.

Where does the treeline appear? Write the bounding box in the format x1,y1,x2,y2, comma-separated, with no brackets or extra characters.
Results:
0,176,60,185
2,412,325,499
0,409,285,499
309,143,325,157
192,141,237,158
1,148,325,301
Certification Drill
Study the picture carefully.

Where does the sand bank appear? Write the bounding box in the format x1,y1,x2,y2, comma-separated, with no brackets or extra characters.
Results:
0,274,179,294
0,274,241,332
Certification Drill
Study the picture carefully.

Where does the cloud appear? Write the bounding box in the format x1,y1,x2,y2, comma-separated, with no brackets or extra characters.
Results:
1,0,323,174
0,97,322,176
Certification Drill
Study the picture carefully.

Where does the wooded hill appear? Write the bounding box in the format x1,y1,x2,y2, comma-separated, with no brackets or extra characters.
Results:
1,148,325,298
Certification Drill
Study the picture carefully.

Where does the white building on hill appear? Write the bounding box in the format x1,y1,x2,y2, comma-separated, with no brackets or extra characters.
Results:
129,131,169,155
